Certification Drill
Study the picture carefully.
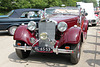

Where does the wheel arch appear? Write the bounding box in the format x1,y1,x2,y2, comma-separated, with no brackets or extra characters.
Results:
7,23,20,30
14,25,33,45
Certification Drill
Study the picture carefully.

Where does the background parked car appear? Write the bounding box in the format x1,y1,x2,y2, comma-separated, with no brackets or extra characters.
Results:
77,2,97,26
95,10,100,23
0,8,43,35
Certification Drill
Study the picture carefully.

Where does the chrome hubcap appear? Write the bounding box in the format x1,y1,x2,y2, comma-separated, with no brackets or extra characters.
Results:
11,27,17,35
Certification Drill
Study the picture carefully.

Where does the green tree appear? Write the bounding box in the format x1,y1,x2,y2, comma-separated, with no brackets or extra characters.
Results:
47,0,63,7
15,0,31,8
62,0,78,7
0,0,12,11
30,0,48,9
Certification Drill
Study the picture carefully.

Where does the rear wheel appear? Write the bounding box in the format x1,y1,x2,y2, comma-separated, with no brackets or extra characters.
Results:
8,26,17,36
15,41,31,59
70,41,81,64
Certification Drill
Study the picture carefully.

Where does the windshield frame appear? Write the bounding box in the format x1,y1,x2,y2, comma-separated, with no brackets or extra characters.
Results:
7,10,14,17
45,7,79,16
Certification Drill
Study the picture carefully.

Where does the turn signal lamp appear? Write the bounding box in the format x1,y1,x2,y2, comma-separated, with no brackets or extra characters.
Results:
65,46,70,50
17,43,21,46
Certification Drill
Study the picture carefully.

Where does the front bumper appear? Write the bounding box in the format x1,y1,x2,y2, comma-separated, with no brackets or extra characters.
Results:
13,44,74,54
89,20,97,25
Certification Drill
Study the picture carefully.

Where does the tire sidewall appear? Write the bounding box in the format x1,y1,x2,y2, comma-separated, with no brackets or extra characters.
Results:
15,41,31,59
70,41,81,64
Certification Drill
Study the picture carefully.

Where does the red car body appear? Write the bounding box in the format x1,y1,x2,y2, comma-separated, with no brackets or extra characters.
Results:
13,7,88,64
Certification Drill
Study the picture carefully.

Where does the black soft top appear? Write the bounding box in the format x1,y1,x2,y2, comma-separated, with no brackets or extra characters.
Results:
10,8,42,18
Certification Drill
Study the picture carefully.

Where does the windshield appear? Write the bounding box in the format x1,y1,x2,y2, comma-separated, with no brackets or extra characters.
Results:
7,10,14,16
21,10,43,18
0,10,14,17
45,7,79,15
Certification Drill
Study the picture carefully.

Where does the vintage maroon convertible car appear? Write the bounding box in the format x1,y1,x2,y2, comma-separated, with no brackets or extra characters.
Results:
13,7,88,64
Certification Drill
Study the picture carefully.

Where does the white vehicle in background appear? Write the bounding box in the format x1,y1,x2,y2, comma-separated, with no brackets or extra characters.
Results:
77,2,98,26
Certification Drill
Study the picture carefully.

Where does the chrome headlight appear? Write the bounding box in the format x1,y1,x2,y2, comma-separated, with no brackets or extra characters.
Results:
27,21,36,31
40,32,48,40
57,22,67,32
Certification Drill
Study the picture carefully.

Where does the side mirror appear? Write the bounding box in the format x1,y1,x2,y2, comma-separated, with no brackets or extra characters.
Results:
85,13,88,16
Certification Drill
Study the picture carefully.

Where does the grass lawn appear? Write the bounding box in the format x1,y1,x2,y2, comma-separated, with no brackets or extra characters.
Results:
0,12,8,15
0,13,4,15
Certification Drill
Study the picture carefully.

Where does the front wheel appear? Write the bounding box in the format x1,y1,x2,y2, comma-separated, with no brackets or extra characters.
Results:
16,49,31,59
8,26,17,36
70,41,81,64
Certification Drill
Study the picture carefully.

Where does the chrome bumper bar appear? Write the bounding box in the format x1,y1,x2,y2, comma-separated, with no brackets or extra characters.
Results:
53,49,73,54
53,46,74,54
13,44,32,52
14,46,32,50
13,45,74,54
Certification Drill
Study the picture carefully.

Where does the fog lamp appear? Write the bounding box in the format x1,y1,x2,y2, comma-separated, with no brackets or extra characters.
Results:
30,37,35,44
40,32,48,40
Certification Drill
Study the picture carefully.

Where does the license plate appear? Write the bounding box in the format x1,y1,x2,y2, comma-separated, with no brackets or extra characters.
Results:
34,47,51,52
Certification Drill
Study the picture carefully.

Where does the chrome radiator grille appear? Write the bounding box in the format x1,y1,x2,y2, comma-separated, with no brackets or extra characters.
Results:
39,22,55,48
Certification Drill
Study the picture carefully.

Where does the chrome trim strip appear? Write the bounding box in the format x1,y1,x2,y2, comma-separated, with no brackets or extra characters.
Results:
35,28,39,30
32,39,40,47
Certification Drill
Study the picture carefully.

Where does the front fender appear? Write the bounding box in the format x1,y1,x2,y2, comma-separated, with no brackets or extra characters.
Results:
14,25,33,45
83,20,88,32
58,27,81,47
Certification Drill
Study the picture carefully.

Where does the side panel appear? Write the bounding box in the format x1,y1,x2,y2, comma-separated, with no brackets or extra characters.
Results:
0,18,40,30
58,27,81,47
0,18,30,30
14,25,33,45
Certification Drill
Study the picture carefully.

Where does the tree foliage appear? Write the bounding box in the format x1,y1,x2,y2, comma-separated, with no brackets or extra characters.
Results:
82,0,97,7
0,0,98,12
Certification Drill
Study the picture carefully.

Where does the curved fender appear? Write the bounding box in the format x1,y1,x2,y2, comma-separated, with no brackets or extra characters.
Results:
58,27,81,47
14,25,33,45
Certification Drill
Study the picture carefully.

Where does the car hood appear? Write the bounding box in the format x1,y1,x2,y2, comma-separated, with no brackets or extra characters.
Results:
46,14,78,22
0,15,8,18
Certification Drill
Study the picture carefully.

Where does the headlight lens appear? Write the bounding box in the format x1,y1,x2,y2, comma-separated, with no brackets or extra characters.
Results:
27,21,36,31
30,37,35,44
40,32,48,40
57,22,67,32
